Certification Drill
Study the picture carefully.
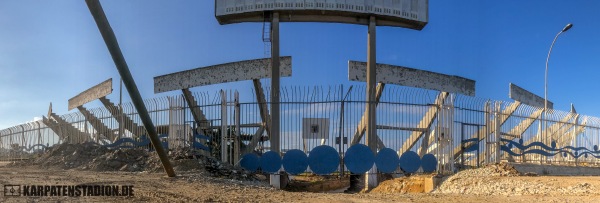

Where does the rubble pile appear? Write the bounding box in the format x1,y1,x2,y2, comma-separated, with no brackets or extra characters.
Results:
434,163,597,196
83,147,151,172
11,143,258,181
370,175,427,194
31,142,109,170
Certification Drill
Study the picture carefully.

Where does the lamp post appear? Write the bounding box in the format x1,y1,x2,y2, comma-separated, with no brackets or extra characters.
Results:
544,23,572,160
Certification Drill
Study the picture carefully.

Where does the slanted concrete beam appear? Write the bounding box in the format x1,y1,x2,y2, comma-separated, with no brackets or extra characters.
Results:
154,57,292,93
181,88,209,131
253,79,271,139
99,97,145,137
68,78,113,111
418,129,434,156
350,83,386,149
244,126,265,155
524,112,576,145
399,92,449,154
45,113,90,143
349,61,475,96
239,79,273,154
557,116,585,147
488,108,544,163
506,109,545,138
509,83,553,109
452,101,521,159
77,106,115,141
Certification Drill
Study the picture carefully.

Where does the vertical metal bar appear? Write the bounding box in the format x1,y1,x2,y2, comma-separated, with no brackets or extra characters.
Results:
365,15,377,189
119,78,123,140
494,102,501,164
235,91,241,164
221,90,228,162
338,85,344,177
85,0,174,177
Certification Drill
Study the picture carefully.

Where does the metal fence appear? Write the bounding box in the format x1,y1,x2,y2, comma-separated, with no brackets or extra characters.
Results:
1,85,599,175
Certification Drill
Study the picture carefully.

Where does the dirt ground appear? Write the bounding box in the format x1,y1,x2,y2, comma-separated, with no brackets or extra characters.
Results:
1,165,600,202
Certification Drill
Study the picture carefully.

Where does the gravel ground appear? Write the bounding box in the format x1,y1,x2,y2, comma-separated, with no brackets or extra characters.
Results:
3,144,600,202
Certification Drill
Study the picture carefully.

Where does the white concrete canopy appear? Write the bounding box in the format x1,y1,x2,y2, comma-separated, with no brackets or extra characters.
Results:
215,0,428,30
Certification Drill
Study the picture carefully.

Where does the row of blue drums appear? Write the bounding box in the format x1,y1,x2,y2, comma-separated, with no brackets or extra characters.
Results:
239,144,437,175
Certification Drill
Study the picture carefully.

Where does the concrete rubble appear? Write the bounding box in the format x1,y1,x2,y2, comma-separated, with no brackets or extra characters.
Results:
12,142,258,181
434,163,598,196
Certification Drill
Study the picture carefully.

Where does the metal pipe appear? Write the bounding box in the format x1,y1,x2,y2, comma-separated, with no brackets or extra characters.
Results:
85,0,175,177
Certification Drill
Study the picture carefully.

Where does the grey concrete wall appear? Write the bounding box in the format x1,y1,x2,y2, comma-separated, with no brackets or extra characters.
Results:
512,163,600,176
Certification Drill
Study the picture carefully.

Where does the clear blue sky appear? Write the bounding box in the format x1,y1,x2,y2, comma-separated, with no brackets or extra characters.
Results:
0,1,599,129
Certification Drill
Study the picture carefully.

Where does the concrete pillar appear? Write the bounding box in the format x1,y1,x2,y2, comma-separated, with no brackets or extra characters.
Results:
270,12,280,155
270,12,282,189
365,16,378,190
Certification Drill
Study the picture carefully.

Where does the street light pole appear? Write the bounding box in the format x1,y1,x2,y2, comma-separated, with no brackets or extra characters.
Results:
544,23,572,160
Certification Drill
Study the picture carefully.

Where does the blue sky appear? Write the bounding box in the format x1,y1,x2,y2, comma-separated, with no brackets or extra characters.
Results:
0,1,599,129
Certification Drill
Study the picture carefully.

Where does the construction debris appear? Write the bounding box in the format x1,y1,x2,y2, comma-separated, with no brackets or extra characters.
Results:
434,163,597,195
10,143,258,181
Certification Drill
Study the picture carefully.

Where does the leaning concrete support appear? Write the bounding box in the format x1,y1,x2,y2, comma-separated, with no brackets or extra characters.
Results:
238,79,273,154
181,88,209,131
244,126,265,155
557,116,586,147
524,113,576,145
452,101,521,160
503,109,544,139
77,106,115,141
399,92,449,154
253,79,271,139
418,129,434,156
350,83,386,149
99,97,145,137
46,113,90,143
398,92,450,154
86,0,175,177
496,108,543,162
